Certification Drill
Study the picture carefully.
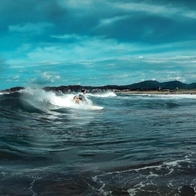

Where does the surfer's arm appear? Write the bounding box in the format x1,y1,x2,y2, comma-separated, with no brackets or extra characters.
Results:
83,95,88,103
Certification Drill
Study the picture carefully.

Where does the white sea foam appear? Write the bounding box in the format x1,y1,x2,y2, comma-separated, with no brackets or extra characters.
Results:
0,91,10,95
155,94,196,99
20,88,103,110
131,93,196,100
87,91,116,98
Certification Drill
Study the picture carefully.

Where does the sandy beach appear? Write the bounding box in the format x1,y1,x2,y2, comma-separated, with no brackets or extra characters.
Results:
116,90,196,95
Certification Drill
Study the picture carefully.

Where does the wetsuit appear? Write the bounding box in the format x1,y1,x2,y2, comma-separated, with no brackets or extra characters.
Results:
78,93,86,101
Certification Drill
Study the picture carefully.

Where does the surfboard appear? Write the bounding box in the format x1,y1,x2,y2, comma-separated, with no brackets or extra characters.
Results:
72,101,103,110
90,105,104,110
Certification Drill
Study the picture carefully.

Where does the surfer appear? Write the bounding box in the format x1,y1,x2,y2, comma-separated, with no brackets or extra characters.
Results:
73,89,87,104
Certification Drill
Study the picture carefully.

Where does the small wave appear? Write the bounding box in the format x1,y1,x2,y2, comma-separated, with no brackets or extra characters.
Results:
89,156,195,196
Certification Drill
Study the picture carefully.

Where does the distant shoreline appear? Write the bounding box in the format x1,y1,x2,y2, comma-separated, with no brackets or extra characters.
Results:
116,90,196,95
1,80,196,94
1,87,196,95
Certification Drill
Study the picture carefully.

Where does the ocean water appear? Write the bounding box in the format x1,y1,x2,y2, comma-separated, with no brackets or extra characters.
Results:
0,88,196,196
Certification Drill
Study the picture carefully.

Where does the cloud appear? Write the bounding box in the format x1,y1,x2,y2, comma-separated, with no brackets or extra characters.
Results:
41,72,61,83
26,34,139,63
92,3,196,44
51,34,84,41
95,15,129,29
0,0,67,24
1,0,196,47
5,31,196,68
0,56,7,73
112,1,196,20
1,0,196,89
0,56,5,66
59,0,94,8
9,22,53,34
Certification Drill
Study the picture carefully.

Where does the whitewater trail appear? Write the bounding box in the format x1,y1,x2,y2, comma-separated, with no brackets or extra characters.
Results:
19,87,106,110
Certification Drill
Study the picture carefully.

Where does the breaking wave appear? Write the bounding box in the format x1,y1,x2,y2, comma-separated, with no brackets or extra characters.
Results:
18,87,104,110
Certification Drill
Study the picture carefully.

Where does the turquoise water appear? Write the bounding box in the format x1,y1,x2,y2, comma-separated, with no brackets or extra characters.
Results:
0,89,196,195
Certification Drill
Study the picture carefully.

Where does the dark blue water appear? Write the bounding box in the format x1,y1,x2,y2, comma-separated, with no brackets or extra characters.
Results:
1,89,196,196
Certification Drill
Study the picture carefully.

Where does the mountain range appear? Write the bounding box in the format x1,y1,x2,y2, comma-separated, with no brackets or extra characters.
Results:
2,80,196,93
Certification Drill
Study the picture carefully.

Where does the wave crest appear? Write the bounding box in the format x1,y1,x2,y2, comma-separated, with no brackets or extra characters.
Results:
20,88,103,110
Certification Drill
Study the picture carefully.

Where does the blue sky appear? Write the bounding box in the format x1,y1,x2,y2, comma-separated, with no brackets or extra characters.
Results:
1,0,196,90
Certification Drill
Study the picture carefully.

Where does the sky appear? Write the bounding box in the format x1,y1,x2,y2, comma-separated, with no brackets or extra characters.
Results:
1,0,196,90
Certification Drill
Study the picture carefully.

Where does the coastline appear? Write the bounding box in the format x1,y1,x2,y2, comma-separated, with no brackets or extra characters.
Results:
116,90,196,95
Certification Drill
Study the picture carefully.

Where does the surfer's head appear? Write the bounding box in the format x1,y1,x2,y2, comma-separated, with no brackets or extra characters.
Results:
81,89,86,94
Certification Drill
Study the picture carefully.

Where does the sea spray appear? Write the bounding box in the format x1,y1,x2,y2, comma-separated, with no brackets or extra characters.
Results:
20,87,103,110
